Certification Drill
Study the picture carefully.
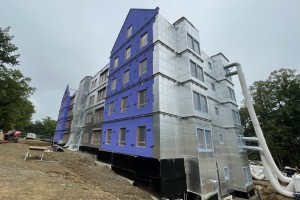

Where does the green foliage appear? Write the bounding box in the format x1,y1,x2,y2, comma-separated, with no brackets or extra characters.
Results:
240,69,300,169
0,27,36,130
25,117,56,136
0,27,19,66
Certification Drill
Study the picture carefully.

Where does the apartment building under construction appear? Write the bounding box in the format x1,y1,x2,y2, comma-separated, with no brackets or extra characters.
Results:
54,8,254,200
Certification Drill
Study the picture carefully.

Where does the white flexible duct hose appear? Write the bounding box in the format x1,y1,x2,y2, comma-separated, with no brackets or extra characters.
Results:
230,63,292,184
256,169,264,176
261,154,294,197
251,170,265,180
286,178,296,192
242,136,259,142
250,165,265,180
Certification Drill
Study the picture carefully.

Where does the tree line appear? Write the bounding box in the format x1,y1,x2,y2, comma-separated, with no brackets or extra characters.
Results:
0,27,56,136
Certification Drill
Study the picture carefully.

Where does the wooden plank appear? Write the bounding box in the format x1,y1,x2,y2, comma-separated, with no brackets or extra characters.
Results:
28,146,48,151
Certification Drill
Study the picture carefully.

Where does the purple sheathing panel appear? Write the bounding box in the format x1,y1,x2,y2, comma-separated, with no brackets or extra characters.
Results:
104,52,154,121
53,85,70,143
102,8,158,157
102,116,154,158
110,8,159,57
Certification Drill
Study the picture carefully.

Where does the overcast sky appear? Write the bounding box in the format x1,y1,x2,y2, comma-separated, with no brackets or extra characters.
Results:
1,0,299,121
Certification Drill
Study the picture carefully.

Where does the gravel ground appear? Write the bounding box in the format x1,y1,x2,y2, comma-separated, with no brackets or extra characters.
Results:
0,139,154,200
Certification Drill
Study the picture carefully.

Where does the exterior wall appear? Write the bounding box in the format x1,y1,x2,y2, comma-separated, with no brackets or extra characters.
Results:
53,86,70,143
104,57,154,121
57,8,253,198
152,14,252,196
102,8,159,157
64,94,76,143
81,65,108,149
101,116,154,157
68,76,92,150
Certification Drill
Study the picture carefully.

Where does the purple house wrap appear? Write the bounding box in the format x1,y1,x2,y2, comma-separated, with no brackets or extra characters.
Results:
102,8,159,158
53,85,70,143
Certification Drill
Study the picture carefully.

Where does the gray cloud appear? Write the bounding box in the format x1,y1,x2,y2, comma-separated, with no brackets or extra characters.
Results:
1,0,299,121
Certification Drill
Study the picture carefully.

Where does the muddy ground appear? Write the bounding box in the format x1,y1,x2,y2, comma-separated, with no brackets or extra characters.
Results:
0,139,293,200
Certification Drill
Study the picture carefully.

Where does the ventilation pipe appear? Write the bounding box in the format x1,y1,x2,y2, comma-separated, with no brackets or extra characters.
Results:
261,154,295,197
243,143,295,196
250,164,265,180
223,63,298,198
224,63,292,184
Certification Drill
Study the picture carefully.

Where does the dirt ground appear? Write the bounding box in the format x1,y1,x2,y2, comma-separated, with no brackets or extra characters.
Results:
0,139,154,200
0,139,294,200
253,180,292,200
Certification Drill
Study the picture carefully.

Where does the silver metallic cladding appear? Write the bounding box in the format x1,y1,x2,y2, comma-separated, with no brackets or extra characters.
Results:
152,14,252,196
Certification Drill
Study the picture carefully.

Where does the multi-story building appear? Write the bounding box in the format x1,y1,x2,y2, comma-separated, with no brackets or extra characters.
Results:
64,93,76,143
57,65,109,151
53,85,70,143
54,8,254,200
80,65,108,153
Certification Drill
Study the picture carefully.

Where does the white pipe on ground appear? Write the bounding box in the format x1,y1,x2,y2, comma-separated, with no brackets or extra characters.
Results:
250,164,265,180
261,154,294,197
247,148,295,194
251,170,265,180
286,179,296,192
225,63,292,184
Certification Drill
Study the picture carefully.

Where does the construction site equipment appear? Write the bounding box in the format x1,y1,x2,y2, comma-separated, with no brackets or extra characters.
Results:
1,130,21,143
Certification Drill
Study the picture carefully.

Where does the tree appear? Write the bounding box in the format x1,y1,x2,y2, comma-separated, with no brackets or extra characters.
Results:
41,117,57,136
0,27,19,66
25,117,56,136
240,68,300,169
0,27,35,130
